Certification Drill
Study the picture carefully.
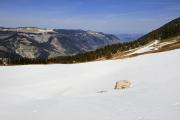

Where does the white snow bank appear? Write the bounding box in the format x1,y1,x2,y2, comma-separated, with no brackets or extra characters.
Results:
0,49,180,120
157,39,177,48
132,39,178,54
134,40,159,53
37,29,54,33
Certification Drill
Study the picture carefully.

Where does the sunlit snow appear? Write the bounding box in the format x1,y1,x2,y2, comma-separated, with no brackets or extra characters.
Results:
0,49,180,120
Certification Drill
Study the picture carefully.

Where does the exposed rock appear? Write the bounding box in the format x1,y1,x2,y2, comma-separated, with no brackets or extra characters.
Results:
114,80,131,89
0,28,121,59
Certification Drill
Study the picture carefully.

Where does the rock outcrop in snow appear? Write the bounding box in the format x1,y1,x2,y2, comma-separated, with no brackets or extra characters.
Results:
114,80,131,89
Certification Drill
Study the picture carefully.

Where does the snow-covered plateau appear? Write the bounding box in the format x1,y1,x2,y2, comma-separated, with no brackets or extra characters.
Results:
0,49,180,120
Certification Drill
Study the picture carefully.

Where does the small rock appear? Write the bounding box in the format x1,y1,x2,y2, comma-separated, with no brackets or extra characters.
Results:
114,80,131,89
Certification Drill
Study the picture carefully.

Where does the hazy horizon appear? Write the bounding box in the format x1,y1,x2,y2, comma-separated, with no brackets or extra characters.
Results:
0,0,180,34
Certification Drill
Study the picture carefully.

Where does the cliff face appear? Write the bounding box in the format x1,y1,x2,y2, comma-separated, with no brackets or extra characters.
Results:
0,28,121,58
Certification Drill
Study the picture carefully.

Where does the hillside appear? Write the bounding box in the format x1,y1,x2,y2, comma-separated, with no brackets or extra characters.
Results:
48,17,180,63
112,17,180,59
112,36,180,59
0,28,120,59
137,17,180,42
0,49,180,120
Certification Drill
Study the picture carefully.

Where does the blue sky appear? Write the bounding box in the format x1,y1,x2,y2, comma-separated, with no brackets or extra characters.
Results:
0,0,180,34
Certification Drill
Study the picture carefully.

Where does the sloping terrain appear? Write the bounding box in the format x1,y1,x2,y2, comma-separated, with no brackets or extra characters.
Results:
111,17,180,59
0,49,180,120
0,27,120,58
112,36,180,59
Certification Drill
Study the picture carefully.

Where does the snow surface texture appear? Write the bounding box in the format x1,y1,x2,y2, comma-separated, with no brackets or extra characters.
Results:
0,49,180,120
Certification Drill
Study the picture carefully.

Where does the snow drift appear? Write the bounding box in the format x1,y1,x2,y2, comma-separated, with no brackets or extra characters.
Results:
0,49,180,120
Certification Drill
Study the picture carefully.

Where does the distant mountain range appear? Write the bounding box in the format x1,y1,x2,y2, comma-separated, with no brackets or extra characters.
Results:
0,28,121,58
114,33,143,42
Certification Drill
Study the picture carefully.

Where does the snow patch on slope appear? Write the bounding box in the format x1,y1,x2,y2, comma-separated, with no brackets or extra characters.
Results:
129,38,178,55
0,49,180,120
134,40,160,53
0,27,55,33
37,29,54,33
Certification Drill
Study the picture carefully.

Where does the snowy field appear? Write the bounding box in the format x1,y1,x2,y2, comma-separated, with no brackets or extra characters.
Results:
0,49,180,120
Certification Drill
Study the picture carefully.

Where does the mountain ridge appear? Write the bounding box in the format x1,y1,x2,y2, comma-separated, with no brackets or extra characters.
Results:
0,28,121,59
